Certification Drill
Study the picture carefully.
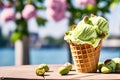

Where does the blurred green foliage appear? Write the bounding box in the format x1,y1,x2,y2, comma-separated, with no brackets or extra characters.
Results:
9,0,46,42
67,0,120,25
3,0,120,44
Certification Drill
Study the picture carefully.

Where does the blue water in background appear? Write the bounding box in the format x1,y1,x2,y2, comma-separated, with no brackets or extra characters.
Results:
0,48,120,66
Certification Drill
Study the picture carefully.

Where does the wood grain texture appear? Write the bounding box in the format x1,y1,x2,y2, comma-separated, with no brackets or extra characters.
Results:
0,65,119,80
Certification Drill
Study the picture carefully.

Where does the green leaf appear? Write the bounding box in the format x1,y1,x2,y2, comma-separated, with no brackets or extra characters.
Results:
10,31,22,43
37,0,44,3
36,16,47,26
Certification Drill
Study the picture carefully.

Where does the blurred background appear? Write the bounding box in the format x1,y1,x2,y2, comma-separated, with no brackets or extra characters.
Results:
0,0,120,66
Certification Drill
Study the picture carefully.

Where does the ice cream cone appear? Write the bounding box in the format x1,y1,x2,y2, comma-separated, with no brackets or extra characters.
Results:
69,40,102,73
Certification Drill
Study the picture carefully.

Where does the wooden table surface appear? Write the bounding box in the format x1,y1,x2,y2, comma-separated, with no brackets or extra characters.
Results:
0,64,120,80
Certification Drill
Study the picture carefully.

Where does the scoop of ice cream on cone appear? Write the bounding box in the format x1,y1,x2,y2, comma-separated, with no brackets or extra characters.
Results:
89,15,109,39
64,15,109,48
64,14,109,73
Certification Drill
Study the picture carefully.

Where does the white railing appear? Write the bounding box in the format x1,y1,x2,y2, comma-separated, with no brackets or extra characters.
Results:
102,39,120,47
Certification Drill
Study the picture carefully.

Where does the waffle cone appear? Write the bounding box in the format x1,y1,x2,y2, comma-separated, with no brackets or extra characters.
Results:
69,40,102,73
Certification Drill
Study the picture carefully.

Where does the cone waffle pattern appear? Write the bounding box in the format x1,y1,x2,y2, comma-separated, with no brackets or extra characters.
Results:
69,41,102,73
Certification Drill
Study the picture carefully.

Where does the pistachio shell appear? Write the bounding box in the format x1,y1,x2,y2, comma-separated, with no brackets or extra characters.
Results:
58,67,69,75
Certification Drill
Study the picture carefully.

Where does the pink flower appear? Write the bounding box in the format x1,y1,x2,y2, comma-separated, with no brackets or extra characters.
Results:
46,0,67,21
22,4,36,20
75,0,96,6
1,8,15,23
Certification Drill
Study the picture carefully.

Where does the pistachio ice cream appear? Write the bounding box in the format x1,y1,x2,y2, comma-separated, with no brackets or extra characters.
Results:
64,15,109,48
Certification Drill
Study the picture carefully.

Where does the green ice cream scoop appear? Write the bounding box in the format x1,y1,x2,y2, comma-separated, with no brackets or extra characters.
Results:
64,15,109,48
69,16,100,47
74,22,97,41
90,15,109,39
